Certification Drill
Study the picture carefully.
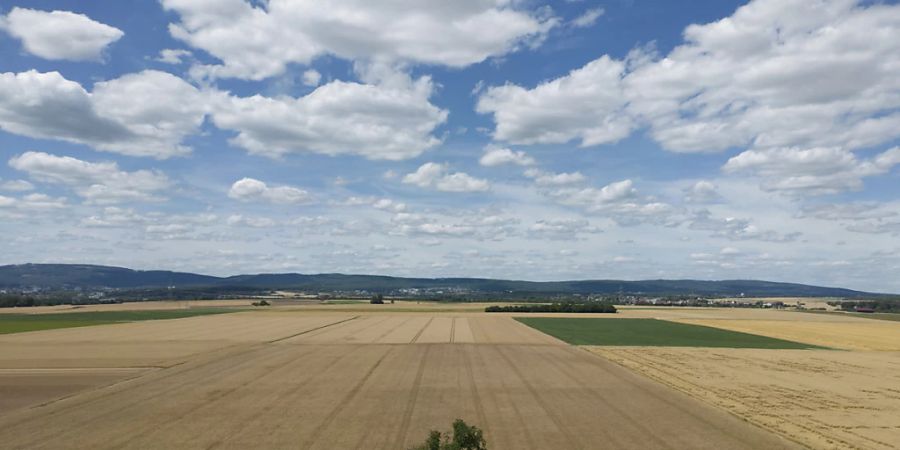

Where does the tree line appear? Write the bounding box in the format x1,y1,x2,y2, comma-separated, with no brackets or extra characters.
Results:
484,303,617,313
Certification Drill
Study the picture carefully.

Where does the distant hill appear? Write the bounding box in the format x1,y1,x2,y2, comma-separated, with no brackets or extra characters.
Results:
0,263,888,298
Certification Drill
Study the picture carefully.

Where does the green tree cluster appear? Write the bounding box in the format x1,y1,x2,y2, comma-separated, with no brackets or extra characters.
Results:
485,303,616,313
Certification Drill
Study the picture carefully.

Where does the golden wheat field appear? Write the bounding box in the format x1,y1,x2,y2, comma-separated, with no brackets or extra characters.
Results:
592,347,900,450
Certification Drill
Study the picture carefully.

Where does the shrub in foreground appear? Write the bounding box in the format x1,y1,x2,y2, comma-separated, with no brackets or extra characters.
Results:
485,303,616,313
409,419,487,450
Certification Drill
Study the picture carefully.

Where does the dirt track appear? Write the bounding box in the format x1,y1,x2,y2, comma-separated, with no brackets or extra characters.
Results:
0,312,796,449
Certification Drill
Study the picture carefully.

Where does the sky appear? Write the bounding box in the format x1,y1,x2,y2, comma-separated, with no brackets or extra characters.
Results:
0,0,899,292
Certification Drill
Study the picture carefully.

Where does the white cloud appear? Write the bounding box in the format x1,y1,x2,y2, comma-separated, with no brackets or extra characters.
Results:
479,146,535,167
570,8,604,28
626,0,900,153
16,193,67,210
723,146,900,194
211,75,446,160
8,151,170,204
1,8,123,61
476,56,634,147
550,179,638,206
688,209,801,242
302,69,322,87
156,48,192,64
545,179,681,226
683,181,722,203
372,198,406,213
0,195,16,208
524,168,586,186
0,70,209,159
478,0,900,163
0,179,34,192
799,202,900,235
477,55,632,146
227,214,277,228
0,192,66,212
162,0,557,80
528,218,602,239
402,163,490,192
228,178,312,204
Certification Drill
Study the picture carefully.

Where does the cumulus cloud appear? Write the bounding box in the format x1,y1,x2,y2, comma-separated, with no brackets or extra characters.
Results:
228,178,312,204
477,55,632,146
8,151,170,204
1,8,123,61
0,69,448,161
156,48,192,64
688,209,801,242
524,168,586,186
799,202,900,235
0,193,67,214
626,0,900,153
372,198,407,213
545,179,680,226
0,179,34,192
162,0,557,80
0,70,209,159
210,75,447,160
723,146,900,194
549,179,638,206
528,218,602,240
391,210,517,240
479,146,535,167
402,163,490,192
302,69,322,87
227,214,277,228
683,181,723,203
478,0,900,165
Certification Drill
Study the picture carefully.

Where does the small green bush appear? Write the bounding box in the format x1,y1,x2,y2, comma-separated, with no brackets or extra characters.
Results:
409,419,487,450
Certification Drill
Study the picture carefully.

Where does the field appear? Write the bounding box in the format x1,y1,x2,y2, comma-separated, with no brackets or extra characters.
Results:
2,302,899,449
516,317,818,348
675,317,900,350
593,348,900,450
0,308,236,334
0,308,798,449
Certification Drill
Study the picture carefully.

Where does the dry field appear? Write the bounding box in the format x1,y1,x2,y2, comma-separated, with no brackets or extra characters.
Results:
592,347,900,450
0,300,255,315
675,317,900,351
0,310,797,450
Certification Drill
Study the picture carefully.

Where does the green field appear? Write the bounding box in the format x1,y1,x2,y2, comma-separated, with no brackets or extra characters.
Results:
0,309,237,335
516,317,821,349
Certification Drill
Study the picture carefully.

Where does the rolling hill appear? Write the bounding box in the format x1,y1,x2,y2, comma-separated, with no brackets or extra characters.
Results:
0,263,887,298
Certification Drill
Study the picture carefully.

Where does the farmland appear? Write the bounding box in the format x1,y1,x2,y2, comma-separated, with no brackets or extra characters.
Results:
0,305,799,449
515,317,818,348
0,308,237,334
593,348,900,450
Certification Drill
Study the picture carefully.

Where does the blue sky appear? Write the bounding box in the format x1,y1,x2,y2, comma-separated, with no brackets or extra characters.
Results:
1,0,899,292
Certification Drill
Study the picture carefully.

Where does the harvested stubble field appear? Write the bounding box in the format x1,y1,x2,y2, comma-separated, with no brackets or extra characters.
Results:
0,309,798,450
675,317,900,351
592,347,900,450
